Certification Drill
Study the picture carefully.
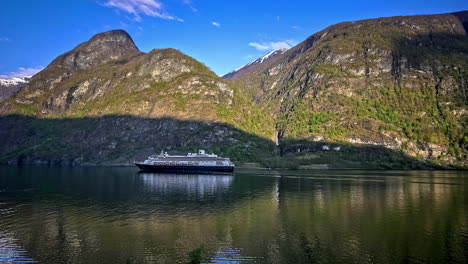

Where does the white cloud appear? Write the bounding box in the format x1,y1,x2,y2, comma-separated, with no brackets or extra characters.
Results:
248,40,297,51
248,42,269,51
0,37,10,42
212,21,220,27
104,0,180,21
0,66,44,78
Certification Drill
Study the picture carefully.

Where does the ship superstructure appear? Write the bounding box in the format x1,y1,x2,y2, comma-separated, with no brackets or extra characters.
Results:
134,150,235,173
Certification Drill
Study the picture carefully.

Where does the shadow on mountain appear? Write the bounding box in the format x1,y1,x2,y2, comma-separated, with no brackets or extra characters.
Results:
0,114,276,166
453,11,468,34
392,31,468,74
0,114,451,169
386,30,468,105
390,31,468,158
274,138,442,170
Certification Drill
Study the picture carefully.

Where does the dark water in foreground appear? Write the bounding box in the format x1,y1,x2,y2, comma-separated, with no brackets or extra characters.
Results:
0,167,467,264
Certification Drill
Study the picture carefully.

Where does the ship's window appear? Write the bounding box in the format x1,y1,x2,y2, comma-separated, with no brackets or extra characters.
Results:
216,162,223,165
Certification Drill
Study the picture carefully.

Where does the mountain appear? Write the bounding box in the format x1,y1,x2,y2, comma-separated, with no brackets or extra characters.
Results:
226,11,468,168
1,11,467,169
222,48,289,80
8,30,142,111
0,30,275,165
0,76,30,102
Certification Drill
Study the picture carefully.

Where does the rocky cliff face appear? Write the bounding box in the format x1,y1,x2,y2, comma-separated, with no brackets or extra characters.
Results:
228,11,468,167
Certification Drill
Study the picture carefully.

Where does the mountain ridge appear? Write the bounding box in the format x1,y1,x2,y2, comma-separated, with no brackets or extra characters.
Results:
226,10,468,82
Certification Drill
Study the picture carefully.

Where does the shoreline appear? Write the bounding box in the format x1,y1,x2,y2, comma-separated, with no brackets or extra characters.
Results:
0,163,466,171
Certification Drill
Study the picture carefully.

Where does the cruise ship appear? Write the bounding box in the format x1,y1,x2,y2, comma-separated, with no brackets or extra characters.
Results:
134,150,235,173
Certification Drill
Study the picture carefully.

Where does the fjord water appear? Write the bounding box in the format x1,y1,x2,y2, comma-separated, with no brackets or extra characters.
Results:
0,167,467,264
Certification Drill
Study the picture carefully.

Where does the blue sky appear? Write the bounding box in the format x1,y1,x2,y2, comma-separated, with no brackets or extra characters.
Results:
0,0,467,77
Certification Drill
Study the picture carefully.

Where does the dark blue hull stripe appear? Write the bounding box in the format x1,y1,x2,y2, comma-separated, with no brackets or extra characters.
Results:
134,163,235,173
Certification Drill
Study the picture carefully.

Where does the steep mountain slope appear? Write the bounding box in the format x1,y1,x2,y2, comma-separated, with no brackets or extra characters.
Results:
227,11,468,167
0,30,275,165
0,76,30,102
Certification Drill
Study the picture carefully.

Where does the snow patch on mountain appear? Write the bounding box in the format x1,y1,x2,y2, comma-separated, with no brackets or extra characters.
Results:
224,48,289,78
258,48,287,64
0,76,31,102
0,76,31,87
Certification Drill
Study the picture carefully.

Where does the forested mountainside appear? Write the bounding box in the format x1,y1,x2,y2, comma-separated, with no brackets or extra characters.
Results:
225,11,468,168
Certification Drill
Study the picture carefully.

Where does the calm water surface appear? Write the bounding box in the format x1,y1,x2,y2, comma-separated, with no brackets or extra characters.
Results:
0,167,467,263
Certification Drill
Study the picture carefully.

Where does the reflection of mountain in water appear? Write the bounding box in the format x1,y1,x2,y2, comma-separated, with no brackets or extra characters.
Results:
0,167,277,218
0,168,467,264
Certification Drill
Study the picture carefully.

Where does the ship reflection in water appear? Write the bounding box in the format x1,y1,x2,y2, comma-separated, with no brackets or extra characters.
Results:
138,172,234,198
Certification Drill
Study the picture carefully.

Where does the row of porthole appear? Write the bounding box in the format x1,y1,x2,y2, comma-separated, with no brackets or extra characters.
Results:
153,162,199,165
